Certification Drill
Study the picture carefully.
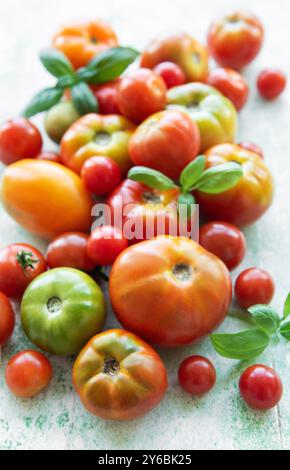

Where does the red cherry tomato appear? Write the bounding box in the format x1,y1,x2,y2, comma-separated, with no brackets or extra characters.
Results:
87,226,129,266
235,268,275,309
81,156,122,196
0,118,42,165
0,292,15,347
153,61,186,89
207,67,249,111
178,355,216,395
46,232,96,272
239,365,283,410
239,141,264,158
92,80,121,114
37,151,61,163
5,350,52,398
257,69,287,100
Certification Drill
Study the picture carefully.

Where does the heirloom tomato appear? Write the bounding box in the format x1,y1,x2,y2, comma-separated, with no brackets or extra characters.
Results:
46,232,96,272
239,365,282,410
153,62,186,89
178,356,216,395
235,268,275,309
81,156,122,196
0,292,15,347
87,226,128,266
0,118,42,165
207,67,249,111
257,69,287,100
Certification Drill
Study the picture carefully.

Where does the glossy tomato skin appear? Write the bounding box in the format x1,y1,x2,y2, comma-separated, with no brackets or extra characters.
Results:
0,118,42,165
195,144,274,227
87,226,129,266
46,232,96,272
5,350,52,398
92,80,121,114
0,292,15,347
110,236,232,347
153,62,186,89
257,69,287,100
207,68,249,111
37,151,61,163
73,329,167,420
129,110,200,179
81,156,122,196
178,356,216,395
235,268,275,309
239,365,282,410
239,141,263,158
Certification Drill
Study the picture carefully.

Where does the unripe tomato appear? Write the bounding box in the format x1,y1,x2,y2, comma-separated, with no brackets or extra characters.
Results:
0,118,42,165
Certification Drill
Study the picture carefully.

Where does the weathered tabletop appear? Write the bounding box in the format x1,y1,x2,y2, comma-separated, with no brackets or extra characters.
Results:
0,0,289,451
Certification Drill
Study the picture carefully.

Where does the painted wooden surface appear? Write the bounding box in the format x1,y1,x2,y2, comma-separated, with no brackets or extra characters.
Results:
0,0,290,450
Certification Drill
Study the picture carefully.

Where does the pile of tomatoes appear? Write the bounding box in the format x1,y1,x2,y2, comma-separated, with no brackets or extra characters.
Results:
0,11,287,420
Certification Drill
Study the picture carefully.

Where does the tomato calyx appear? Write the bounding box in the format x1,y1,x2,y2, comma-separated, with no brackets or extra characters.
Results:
103,357,120,376
16,250,38,271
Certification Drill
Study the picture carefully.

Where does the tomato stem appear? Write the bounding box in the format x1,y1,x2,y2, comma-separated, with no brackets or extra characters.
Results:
16,250,38,271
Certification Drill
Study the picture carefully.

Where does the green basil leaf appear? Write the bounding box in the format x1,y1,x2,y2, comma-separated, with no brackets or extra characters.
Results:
23,87,63,118
178,193,196,221
128,166,177,191
193,162,243,194
56,74,79,89
283,293,290,319
279,321,290,340
71,82,99,115
40,49,74,78
210,328,270,360
248,305,280,335
179,156,206,192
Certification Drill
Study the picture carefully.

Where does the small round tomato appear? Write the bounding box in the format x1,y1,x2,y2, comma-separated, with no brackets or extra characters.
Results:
117,68,167,124
92,80,120,114
37,151,61,163
239,365,283,410
153,62,186,89
0,118,42,165
257,69,287,100
81,156,122,196
5,350,52,398
235,268,275,309
178,356,216,395
46,232,96,272
0,292,15,347
239,141,264,158
0,244,47,299
207,68,249,111
87,226,128,266
45,101,80,144
199,221,246,271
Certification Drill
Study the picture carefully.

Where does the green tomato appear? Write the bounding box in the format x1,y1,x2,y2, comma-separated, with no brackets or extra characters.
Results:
44,101,80,144
21,268,106,356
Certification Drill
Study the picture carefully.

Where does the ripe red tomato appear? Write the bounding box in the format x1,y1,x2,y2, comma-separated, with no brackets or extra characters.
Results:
199,221,246,271
5,350,52,398
46,232,96,272
0,292,15,347
207,67,249,111
37,151,61,163
117,68,167,123
239,141,264,158
0,244,47,298
257,69,287,100
92,80,121,114
235,268,275,309
0,118,42,165
87,226,129,266
178,356,216,395
153,62,186,89
239,365,283,410
81,156,122,196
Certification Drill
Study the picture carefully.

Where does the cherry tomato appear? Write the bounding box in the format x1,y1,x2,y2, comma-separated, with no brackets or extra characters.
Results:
81,156,122,196
207,67,249,111
239,141,264,158
46,232,96,272
92,80,120,114
0,118,42,165
37,151,61,163
178,356,216,395
5,350,52,398
239,365,283,410
153,62,186,89
0,292,15,347
87,226,129,266
199,221,246,271
257,69,287,100
0,244,47,299
117,68,167,124
235,268,275,309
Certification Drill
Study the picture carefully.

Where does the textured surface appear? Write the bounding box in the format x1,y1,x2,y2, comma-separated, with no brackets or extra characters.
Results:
0,0,290,451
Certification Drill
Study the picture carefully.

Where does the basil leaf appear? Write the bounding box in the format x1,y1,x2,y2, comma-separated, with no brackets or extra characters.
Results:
179,156,206,192
128,166,177,191
40,49,74,78
71,82,99,115
210,328,270,360
279,321,290,340
23,87,63,118
178,193,196,221
283,293,290,319
193,162,243,194
56,74,79,89
248,305,280,335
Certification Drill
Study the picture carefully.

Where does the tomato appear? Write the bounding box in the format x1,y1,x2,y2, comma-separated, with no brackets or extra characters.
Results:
153,62,186,89
257,69,287,100
195,144,274,227
117,68,167,124
178,356,216,395
207,67,249,111
60,113,135,174
0,292,15,347
110,236,232,347
46,232,96,272
87,226,128,266
141,32,208,82
37,151,61,163
239,365,282,410
208,12,264,69
239,141,263,158
199,221,246,271
81,156,122,196
73,329,167,420
0,118,42,165
0,244,46,299
1,160,93,239
235,268,275,309
21,268,106,355
45,101,80,144
92,80,121,114
52,19,118,69
5,350,52,398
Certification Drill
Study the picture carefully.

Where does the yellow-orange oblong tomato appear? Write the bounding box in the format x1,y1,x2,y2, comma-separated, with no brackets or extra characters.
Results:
1,160,93,239
110,236,232,347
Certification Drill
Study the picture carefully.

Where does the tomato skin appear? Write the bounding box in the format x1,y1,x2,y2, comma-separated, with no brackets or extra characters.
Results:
239,141,263,158
0,292,15,347
257,69,287,100
73,329,167,420
92,80,121,114
239,365,282,410
235,268,275,309
110,236,232,347
153,62,186,89
178,356,216,395
5,350,52,398
37,152,61,163
81,156,122,196
46,232,96,272
207,68,249,111
87,226,128,266
0,118,42,165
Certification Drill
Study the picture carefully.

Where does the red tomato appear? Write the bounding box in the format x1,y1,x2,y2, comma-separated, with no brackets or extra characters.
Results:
46,232,96,272
199,221,246,271
0,244,47,298
235,268,275,309
117,68,167,123
178,356,216,395
37,151,61,163
153,62,186,89
87,226,129,266
0,292,15,347
239,141,264,158
0,118,42,165
239,365,282,410
5,350,52,398
92,80,121,114
257,69,287,100
81,156,122,196
207,67,249,111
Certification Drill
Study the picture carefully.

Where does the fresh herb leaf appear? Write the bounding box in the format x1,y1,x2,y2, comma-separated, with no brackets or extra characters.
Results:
193,162,243,194
283,293,290,319
279,321,290,340
40,49,74,78
71,82,99,115
211,328,270,360
248,304,280,335
128,166,177,191
179,156,206,192
178,193,196,221
23,87,63,118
